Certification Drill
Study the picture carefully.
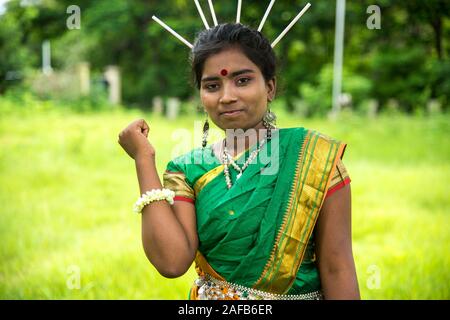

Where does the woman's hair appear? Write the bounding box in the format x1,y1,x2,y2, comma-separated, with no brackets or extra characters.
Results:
190,23,277,89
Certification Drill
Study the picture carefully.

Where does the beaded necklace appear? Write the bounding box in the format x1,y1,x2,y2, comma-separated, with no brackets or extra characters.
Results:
221,137,267,190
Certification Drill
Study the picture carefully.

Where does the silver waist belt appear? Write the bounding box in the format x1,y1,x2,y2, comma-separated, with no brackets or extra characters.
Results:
194,273,323,300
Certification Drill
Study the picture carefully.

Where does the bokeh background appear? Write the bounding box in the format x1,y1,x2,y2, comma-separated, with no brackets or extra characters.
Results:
0,0,449,299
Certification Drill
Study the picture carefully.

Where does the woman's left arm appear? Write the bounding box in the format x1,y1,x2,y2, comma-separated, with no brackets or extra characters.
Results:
315,184,361,299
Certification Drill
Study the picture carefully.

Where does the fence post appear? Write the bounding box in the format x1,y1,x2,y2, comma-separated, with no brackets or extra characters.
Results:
104,65,121,105
153,96,163,115
166,97,180,120
77,62,90,96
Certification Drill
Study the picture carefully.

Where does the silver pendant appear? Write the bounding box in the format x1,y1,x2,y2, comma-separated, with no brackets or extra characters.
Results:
236,172,242,180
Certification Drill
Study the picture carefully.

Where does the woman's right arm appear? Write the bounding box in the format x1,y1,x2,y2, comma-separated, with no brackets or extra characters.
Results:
119,119,198,278
135,155,198,278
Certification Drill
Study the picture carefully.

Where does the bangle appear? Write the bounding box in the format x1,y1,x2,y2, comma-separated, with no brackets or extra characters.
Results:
133,188,175,214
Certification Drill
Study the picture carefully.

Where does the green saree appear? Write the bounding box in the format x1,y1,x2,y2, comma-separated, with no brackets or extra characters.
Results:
163,127,347,299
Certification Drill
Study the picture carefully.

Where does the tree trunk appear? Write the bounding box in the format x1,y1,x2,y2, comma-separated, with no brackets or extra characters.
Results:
431,15,442,60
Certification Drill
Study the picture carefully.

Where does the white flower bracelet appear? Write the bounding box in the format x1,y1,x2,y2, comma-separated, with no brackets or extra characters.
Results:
133,188,175,214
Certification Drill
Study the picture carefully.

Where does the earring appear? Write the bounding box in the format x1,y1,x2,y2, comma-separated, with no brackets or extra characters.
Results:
262,107,277,140
202,112,209,149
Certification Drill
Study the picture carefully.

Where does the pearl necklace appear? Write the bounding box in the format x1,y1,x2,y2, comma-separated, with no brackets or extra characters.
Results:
221,138,266,189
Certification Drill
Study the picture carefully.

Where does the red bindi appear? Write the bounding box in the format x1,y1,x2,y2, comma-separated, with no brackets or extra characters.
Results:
220,69,228,76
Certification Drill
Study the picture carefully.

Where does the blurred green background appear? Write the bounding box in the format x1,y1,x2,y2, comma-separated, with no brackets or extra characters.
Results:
0,0,449,299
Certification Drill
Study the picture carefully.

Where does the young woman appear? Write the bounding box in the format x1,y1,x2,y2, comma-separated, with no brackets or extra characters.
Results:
118,23,360,300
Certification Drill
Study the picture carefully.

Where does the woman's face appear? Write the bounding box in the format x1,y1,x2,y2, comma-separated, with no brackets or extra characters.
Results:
200,46,276,131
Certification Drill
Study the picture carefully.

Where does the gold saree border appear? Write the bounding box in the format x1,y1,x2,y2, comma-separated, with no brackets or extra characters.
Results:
254,131,347,294
193,149,247,196
163,171,195,200
193,165,224,196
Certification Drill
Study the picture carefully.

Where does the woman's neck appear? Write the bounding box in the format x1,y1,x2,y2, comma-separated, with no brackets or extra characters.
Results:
224,120,266,156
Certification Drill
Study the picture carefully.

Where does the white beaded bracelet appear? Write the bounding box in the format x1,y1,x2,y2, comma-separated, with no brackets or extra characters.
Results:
133,188,175,214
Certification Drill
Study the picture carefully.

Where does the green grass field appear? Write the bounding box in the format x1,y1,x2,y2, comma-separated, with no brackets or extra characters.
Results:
1,100,449,299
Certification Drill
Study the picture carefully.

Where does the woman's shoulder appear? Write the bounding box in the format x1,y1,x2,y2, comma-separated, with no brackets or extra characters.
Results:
166,145,215,171
165,146,218,187
167,147,200,166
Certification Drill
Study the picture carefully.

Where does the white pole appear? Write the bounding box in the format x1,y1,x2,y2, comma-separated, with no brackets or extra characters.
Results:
258,0,276,32
42,40,52,75
194,0,210,29
208,0,218,26
151,15,193,49
236,0,242,24
332,0,346,115
271,3,311,48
